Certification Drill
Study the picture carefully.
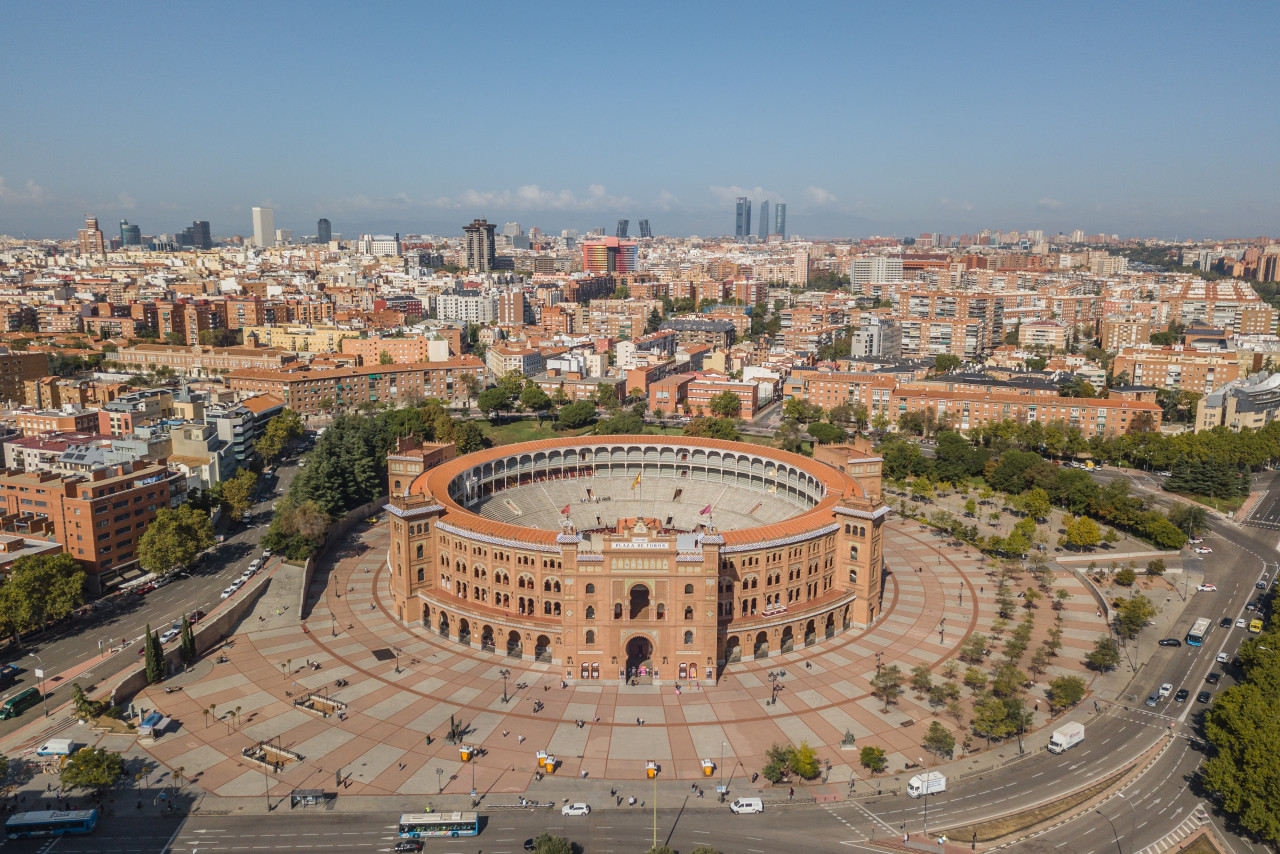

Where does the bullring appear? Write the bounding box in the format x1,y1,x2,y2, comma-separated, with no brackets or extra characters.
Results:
384,435,887,685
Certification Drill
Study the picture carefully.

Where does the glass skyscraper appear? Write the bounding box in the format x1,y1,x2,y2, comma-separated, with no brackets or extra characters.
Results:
735,197,751,238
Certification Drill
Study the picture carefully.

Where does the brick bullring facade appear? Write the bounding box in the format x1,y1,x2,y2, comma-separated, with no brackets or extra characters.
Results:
384,436,886,685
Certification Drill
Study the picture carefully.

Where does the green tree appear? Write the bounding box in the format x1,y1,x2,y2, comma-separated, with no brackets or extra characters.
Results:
683,417,741,441
870,664,905,711
1146,558,1166,577
144,624,164,683
179,615,196,664
1022,487,1051,521
807,421,848,445
923,721,956,758
1115,593,1156,639
378,350,394,365
791,741,821,779
477,387,513,422
529,833,574,854
261,497,331,561
971,693,1013,746
1047,675,1087,711
1202,683,1280,844
1061,515,1101,550
459,372,483,410
958,633,989,664
991,662,1026,698
964,498,978,517
1085,636,1120,671
1114,567,1137,587
645,308,662,334
222,468,258,519
454,421,486,454
859,745,887,774
520,385,553,423
909,665,933,694
254,408,304,465
555,400,597,430
963,667,988,692
933,353,962,373
60,747,124,792
138,504,215,575
0,552,86,641
708,390,742,419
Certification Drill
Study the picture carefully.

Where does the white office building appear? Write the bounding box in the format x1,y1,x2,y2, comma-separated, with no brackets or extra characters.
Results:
851,317,903,360
850,255,903,286
252,207,274,248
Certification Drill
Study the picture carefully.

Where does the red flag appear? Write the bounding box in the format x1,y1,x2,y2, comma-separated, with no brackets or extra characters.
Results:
562,504,570,514
700,504,711,515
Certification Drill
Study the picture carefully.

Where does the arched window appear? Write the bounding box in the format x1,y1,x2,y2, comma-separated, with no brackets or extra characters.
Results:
544,601,552,615
585,630,595,645
684,583,694,595
684,606,693,620
417,567,424,582
416,544,423,559
544,579,552,592
585,583,595,594
553,603,561,616
684,631,694,645
614,603,623,620
586,606,595,620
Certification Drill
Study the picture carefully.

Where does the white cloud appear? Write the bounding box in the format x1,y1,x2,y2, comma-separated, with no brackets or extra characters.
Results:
654,190,680,212
805,185,837,207
116,192,137,210
1037,197,1064,211
0,176,46,203
443,184,633,212
708,185,783,206
939,197,975,212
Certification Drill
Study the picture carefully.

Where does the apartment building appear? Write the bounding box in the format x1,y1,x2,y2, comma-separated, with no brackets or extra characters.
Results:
486,345,545,378
1111,345,1245,394
685,374,760,419
16,407,101,437
96,389,176,437
1101,317,1153,350
241,324,362,353
116,343,299,377
891,387,1161,438
340,334,452,366
1196,372,1280,432
205,394,286,471
0,351,52,406
532,371,624,404
227,357,484,414
0,462,185,592
781,371,898,417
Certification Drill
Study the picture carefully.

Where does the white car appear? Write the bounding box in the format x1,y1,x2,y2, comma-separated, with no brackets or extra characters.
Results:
1158,683,1173,698
1188,537,1203,544
1236,618,1247,628
262,549,272,558
1216,652,1230,663
249,559,262,572
1193,547,1213,554
159,626,180,644
1197,583,1217,592
561,803,591,817
220,586,235,599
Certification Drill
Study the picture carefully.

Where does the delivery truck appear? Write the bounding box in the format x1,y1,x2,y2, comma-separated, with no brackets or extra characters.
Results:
35,738,79,757
1047,722,1085,754
907,771,946,798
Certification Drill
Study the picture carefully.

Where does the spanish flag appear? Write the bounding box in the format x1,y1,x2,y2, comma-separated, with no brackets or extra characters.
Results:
631,471,642,490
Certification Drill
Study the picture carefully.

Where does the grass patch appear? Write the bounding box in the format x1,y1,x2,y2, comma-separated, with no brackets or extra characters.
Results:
947,767,1126,842
477,419,581,445
1178,835,1224,854
1162,489,1245,513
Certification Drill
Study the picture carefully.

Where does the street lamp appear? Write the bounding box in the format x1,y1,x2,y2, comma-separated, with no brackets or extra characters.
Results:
1117,792,1137,854
393,646,402,674
918,755,930,839
436,767,444,794
26,653,48,717
719,740,727,793
499,668,511,703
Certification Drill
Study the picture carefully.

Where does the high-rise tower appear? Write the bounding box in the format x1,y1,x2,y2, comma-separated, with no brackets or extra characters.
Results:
463,218,497,272
638,219,652,239
735,197,751,238
774,204,787,240
252,207,274,248
78,216,105,256
119,220,142,247
616,219,629,238
317,218,332,244
759,200,770,240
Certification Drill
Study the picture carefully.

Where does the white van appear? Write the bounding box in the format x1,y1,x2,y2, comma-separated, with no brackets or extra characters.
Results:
729,797,763,814
35,738,78,756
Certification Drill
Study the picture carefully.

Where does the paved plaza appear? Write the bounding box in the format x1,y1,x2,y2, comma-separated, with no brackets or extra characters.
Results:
131,518,1107,803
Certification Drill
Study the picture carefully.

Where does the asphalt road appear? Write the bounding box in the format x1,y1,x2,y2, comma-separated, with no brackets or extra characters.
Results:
0,457,299,738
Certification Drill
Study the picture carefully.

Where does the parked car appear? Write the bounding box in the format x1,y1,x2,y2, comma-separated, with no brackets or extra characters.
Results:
1216,652,1230,664
1144,692,1160,707
1157,638,1182,647
1197,584,1217,592
1194,546,1213,554
1205,672,1221,684
561,803,591,816
220,587,235,599
159,626,180,644
1258,580,1268,589
1159,683,1173,698
188,610,206,623
1236,617,1248,627
1187,536,1202,543
1174,688,1189,703
1197,691,1212,704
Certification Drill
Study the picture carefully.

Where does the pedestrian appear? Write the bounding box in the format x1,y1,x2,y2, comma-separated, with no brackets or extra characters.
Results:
788,787,794,800
593,715,599,723
637,717,642,726
518,734,525,744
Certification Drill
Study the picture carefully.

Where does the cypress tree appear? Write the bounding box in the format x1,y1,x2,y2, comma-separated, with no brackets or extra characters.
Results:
179,616,196,664
144,624,164,683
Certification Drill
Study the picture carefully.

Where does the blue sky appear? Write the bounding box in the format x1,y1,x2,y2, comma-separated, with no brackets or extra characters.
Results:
2,1,1277,240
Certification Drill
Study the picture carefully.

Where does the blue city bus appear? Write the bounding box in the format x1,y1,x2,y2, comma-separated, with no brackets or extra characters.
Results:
397,812,479,838
1186,617,1212,647
6,809,98,839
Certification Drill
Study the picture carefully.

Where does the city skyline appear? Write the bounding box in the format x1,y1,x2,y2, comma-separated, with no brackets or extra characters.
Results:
0,2,1277,240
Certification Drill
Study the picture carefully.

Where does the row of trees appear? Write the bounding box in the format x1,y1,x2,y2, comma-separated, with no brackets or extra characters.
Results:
0,553,86,642
884,431,1189,549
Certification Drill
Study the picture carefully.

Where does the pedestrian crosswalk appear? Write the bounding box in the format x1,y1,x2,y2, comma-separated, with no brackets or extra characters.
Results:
1135,808,1209,854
